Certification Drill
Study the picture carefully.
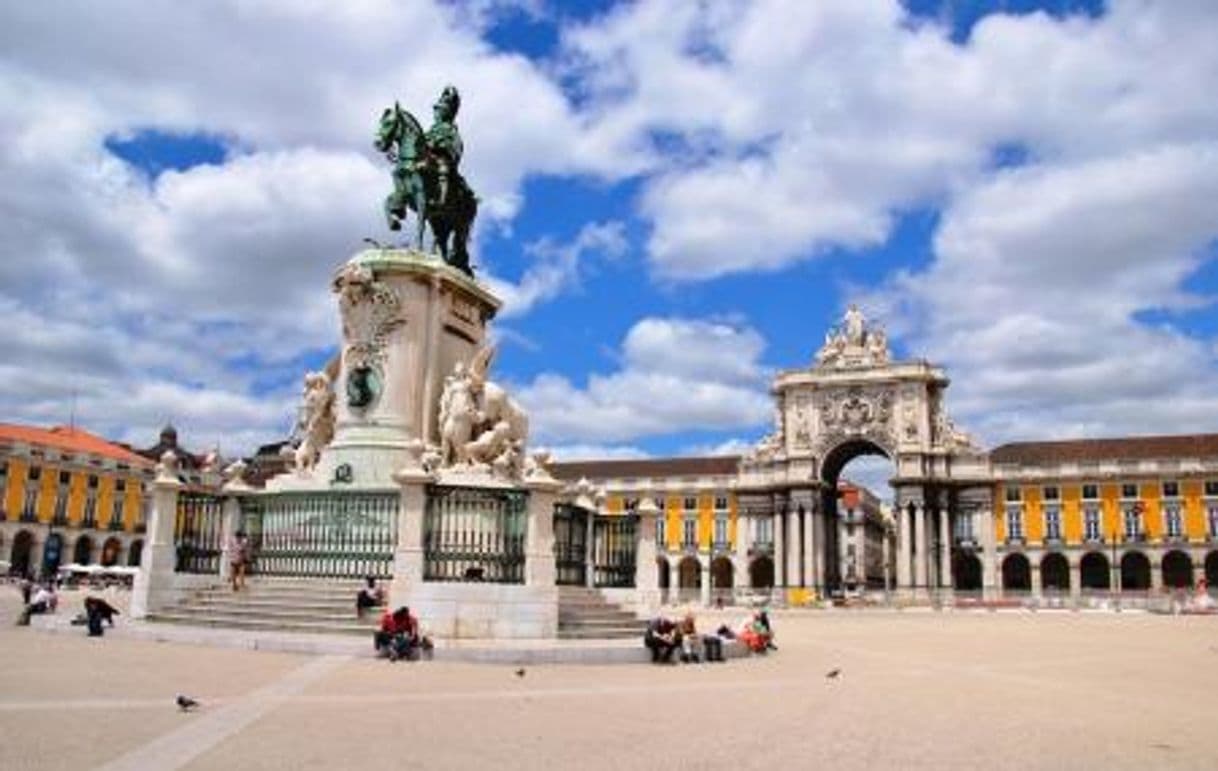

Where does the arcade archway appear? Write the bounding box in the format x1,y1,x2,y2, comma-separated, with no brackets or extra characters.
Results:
128,539,144,568
1120,551,1151,591
1041,552,1070,592
10,530,33,577
1080,552,1110,590
953,553,982,591
73,535,94,565
1161,550,1193,588
749,556,774,589
1001,553,1031,592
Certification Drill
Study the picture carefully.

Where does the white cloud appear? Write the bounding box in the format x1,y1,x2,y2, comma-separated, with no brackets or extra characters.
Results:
517,316,772,444
484,220,627,318
873,143,1218,445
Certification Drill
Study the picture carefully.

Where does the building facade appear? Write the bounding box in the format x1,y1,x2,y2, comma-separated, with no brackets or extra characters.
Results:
1,424,154,577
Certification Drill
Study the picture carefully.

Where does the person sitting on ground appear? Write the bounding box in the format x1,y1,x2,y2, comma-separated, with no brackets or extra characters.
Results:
737,611,774,654
84,596,120,637
644,615,679,664
375,606,420,661
356,576,385,617
678,613,702,663
17,583,57,626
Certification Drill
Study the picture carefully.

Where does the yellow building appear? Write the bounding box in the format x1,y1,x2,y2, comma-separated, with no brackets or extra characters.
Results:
988,435,1218,595
551,457,744,604
1,423,154,577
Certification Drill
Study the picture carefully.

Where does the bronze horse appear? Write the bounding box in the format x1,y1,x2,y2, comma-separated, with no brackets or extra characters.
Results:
375,103,477,276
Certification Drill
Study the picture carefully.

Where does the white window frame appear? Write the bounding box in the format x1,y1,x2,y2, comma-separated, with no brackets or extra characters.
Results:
1005,506,1023,540
1044,507,1062,541
656,516,667,545
682,517,697,548
713,516,728,546
1083,506,1101,542
1123,505,1142,539
1163,505,1183,538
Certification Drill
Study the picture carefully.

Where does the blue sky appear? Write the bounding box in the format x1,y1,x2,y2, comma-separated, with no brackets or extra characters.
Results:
3,0,1218,490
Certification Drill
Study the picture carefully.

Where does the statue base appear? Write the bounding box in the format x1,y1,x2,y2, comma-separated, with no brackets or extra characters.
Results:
266,247,500,492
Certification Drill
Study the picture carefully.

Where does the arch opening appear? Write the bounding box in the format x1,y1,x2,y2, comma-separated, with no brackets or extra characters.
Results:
1120,551,1151,591
820,438,894,595
1080,552,1110,590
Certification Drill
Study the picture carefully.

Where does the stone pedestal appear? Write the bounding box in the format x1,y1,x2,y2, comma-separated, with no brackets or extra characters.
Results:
389,467,559,639
268,249,499,492
634,499,661,616
130,463,182,619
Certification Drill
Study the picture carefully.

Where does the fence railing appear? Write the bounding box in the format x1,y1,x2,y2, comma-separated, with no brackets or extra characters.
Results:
174,492,225,574
243,491,398,579
592,515,637,588
424,485,527,583
553,503,589,586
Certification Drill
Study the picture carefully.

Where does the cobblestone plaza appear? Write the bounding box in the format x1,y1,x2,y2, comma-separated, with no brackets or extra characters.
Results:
3,591,1216,770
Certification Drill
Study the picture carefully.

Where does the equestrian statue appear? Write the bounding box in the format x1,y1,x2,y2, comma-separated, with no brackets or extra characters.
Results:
375,85,478,276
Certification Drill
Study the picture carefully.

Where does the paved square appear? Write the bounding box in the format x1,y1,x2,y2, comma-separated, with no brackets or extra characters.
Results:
2,595,1216,770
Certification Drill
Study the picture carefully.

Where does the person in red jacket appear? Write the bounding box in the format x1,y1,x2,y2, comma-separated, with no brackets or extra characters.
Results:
375,606,419,661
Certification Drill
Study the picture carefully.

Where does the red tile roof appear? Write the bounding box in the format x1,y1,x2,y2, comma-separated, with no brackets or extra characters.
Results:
551,456,741,482
0,423,152,467
990,433,1218,465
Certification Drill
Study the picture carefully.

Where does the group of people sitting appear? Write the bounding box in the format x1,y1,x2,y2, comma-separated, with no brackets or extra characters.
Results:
374,605,434,661
644,610,776,664
15,578,58,626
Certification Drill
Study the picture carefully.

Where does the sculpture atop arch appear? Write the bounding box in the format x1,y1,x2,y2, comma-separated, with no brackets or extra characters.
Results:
815,304,890,369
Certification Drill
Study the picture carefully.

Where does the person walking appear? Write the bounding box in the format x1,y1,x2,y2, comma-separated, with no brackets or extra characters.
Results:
228,531,251,592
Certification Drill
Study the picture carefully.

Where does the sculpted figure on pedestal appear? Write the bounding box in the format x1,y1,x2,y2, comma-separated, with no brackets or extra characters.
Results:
294,371,336,474
814,304,892,369
436,346,530,480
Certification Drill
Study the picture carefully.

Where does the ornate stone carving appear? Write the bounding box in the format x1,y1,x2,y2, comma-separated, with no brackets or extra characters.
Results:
294,371,336,474
332,262,404,411
814,304,891,370
437,345,529,481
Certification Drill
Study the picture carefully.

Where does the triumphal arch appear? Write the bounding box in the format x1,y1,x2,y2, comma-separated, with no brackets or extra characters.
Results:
736,306,995,597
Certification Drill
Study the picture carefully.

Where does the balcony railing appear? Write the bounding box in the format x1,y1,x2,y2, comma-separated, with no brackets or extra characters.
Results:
20,511,38,523
107,518,124,532
953,536,977,548
51,515,69,527
711,539,731,554
1004,535,1026,546
81,517,97,530
1124,531,1148,543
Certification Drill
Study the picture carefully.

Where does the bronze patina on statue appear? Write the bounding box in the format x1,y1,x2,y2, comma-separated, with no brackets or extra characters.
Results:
375,86,478,276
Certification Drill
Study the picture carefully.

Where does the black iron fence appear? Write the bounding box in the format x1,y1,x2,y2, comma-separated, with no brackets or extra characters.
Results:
592,514,638,588
424,485,527,583
242,491,398,579
553,502,589,586
174,492,225,574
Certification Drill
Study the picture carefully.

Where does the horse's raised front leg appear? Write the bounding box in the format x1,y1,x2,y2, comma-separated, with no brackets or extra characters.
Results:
413,184,427,251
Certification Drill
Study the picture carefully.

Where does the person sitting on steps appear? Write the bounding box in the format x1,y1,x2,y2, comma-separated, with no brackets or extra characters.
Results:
356,576,385,617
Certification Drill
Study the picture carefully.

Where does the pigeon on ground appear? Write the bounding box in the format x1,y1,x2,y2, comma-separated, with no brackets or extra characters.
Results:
825,668,841,680
176,694,199,712
514,668,526,678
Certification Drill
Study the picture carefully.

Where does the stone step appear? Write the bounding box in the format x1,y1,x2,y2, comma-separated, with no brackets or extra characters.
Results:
165,604,379,625
192,588,359,603
147,611,375,636
185,597,359,613
558,611,639,624
558,627,643,640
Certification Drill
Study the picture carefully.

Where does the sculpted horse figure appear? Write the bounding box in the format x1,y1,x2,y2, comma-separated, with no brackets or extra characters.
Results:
374,93,478,276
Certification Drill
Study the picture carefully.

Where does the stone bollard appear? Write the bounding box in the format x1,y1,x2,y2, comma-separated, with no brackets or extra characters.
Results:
634,496,661,616
130,451,183,619
389,448,432,611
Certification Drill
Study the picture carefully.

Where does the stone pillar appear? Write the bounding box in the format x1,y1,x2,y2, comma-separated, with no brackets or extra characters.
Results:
388,459,431,607
812,508,826,596
773,509,786,587
1150,558,1163,592
802,504,815,593
700,556,711,607
130,452,184,619
669,560,680,602
914,502,928,593
787,507,801,588
584,507,597,588
1068,554,1081,602
217,461,253,584
939,507,951,590
897,504,911,590
881,526,892,593
980,506,997,598
523,477,560,590
634,497,661,616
